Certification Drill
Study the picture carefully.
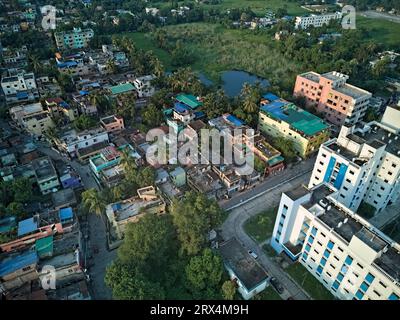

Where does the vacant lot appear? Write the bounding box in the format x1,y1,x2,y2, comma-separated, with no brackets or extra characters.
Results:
286,263,335,300
121,23,301,87
153,0,307,16
244,207,278,243
357,15,400,47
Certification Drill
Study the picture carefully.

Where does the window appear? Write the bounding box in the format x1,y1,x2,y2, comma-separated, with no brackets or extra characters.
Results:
308,235,315,244
327,241,335,250
311,227,318,236
373,290,381,297
389,293,399,301
302,252,308,260
365,273,375,284
332,281,340,290
317,266,323,274
357,263,364,269
320,258,327,266
360,281,369,292
355,290,364,300
337,273,344,282
379,281,387,288
345,256,353,266
305,244,311,252
323,250,331,258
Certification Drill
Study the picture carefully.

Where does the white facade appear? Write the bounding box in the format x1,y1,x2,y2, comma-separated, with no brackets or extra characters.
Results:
308,107,400,215
1,72,39,104
271,184,400,300
295,12,342,29
57,128,109,157
133,75,155,98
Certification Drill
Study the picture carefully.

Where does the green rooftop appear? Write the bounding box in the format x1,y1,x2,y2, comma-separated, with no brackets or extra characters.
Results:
36,236,53,258
109,83,135,95
261,101,328,136
176,94,203,109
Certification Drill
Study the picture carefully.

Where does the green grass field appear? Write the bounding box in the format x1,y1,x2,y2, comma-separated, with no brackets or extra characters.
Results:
286,263,335,300
120,23,301,86
357,15,400,47
154,0,307,16
254,286,282,300
244,207,278,243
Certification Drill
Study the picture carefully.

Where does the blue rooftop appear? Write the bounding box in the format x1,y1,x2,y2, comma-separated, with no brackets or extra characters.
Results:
226,114,244,126
57,61,78,68
18,217,38,237
112,203,122,211
174,102,190,114
0,251,38,277
16,92,28,99
263,93,280,102
79,90,89,96
59,207,73,222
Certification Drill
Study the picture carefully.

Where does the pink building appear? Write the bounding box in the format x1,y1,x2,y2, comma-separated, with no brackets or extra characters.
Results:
293,71,372,126
100,114,124,133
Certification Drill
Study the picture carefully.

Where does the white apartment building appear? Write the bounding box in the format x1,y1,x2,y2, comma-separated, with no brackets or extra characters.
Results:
133,75,155,98
56,127,109,158
308,106,400,215
271,183,400,300
295,12,342,29
1,72,39,104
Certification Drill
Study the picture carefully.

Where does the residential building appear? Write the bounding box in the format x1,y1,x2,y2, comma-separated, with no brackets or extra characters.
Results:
169,166,186,187
308,106,400,215
133,75,155,98
54,27,94,50
100,115,125,133
295,12,342,29
259,93,329,158
0,251,39,291
9,103,55,137
271,183,400,300
45,98,79,122
108,82,136,96
32,157,60,194
219,238,269,300
1,72,39,104
106,186,166,239
294,71,372,126
55,127,109,159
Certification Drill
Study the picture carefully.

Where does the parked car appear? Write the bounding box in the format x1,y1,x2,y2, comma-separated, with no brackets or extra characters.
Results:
248,250,258,259
270,277,284,294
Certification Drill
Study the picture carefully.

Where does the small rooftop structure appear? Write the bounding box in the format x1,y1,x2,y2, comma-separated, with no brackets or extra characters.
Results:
219,238,268,295
0,251,38,278
18,217,38,237
109,82,135,95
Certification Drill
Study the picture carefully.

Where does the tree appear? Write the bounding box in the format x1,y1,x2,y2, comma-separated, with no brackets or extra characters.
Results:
106,59,118,74
185,248,224,299
222,280,236,300
7,202,25,218
171,192,225,256
82,189,106,220
105,263,166,300
141,103,163,128
273,136,296,161
11,178,33,203
73,114,97,131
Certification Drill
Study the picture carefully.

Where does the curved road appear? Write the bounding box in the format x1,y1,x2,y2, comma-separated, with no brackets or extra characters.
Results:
220,160,315,300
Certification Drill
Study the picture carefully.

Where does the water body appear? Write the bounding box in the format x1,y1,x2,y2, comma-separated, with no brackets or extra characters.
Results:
221,70,270,97
198,70,270,97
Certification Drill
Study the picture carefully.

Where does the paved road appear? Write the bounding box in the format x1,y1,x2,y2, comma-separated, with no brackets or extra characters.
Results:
36,142,116,300
220,161,315,300
360,11,400,24
219,156,316,211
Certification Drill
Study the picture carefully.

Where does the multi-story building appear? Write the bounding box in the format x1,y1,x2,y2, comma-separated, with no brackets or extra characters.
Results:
259,93,329,158
54,28,94,50
133,75,155,98
308,106,400,215
100,115,125,133
45,98,79,122
271,183,400,300
55,127,109,159
106,186,166,239
294,71,372,126
32,157,60,194
1,72,39,104
295,12,342,29
9,103,55,137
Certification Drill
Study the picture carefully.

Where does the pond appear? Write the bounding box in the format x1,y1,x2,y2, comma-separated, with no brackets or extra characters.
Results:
198,70,270,97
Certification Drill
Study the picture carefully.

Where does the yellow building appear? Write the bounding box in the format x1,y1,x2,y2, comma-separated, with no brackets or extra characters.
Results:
258,94,329,158
10,103,55,137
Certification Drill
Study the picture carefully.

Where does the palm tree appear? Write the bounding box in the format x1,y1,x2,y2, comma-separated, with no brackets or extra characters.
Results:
28,54,41,74
106,59,118,74
82,188,106,225
152,57,165,79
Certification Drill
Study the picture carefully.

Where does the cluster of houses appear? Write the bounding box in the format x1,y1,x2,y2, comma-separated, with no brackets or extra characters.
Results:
0,1,36,33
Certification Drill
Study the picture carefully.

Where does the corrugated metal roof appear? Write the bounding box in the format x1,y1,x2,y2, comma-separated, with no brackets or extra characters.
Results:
175,94,202,109
0,251,38,277
36,236,53,257
18,217,38,237
59,207,73,221
110,83,135,95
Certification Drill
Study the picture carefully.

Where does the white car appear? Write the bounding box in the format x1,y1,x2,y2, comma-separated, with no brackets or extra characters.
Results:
248,250,258,259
